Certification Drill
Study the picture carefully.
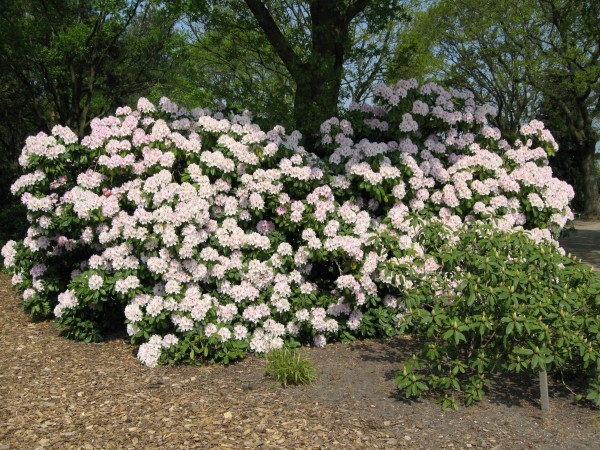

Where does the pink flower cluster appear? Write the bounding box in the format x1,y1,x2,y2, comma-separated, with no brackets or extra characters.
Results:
321,79,573,234
2,82,575,367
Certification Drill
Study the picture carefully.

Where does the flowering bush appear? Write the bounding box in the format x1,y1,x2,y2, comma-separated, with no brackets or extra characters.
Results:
2,79,579,372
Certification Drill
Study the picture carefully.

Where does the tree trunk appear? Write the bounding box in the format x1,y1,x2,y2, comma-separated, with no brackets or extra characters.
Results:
292,72,340,153
578,139,600,218
244,0,368,155
291,1,348,153
293,55,344,151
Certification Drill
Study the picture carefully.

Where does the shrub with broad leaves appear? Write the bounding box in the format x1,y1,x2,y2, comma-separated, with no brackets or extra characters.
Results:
3,79,597,406
391,223,599,409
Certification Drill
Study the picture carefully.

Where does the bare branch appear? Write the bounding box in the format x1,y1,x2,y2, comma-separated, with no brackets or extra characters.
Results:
243,0,303,78
344,0,372,25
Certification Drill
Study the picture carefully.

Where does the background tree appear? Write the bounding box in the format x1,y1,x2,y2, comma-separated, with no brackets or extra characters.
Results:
389,0,541,141
180,3,298,131
385,5,442,84
0,0,182,139
0,0,184,245
184,0,410,151
506,0,600,218
341,0,417,103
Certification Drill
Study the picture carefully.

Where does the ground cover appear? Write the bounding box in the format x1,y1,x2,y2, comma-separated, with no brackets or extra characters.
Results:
1,269,598,449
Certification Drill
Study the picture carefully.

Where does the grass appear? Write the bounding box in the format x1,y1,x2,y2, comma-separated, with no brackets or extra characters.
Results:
264,347,316,387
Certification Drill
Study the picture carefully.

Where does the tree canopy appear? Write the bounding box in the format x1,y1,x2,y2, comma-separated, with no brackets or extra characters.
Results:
181,0,411,151
0,0,182,151
0,0,599,220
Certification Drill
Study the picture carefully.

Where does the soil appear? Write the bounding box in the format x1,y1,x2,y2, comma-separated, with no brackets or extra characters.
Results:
1,222,599,449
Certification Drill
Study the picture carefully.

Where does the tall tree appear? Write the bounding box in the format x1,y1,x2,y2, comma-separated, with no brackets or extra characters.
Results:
341,0,414,103
506,0,600,217
186,0,409,152
385,6,442,84
244,0,409,150
182,4,297,131
388,0,541,140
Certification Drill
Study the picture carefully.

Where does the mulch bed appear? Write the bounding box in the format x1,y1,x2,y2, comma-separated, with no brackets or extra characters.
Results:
0,272,598,449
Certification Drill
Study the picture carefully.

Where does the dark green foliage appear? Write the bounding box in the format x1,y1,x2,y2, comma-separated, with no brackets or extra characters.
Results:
0,203,27,252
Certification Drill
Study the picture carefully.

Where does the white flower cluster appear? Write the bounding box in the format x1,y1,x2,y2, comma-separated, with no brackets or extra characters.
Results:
2,83,575,367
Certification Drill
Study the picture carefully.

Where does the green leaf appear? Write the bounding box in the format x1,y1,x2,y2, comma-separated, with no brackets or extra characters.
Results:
506,322,514,335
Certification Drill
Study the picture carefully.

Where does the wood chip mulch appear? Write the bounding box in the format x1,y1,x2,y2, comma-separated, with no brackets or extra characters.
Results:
0,272,598,449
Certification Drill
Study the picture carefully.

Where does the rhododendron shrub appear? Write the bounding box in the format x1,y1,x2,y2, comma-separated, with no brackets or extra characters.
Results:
391,223,599,409
2,80,576,368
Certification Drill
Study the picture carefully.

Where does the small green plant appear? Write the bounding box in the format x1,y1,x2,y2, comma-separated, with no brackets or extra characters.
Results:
264,348,316,387
394,224,600,410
